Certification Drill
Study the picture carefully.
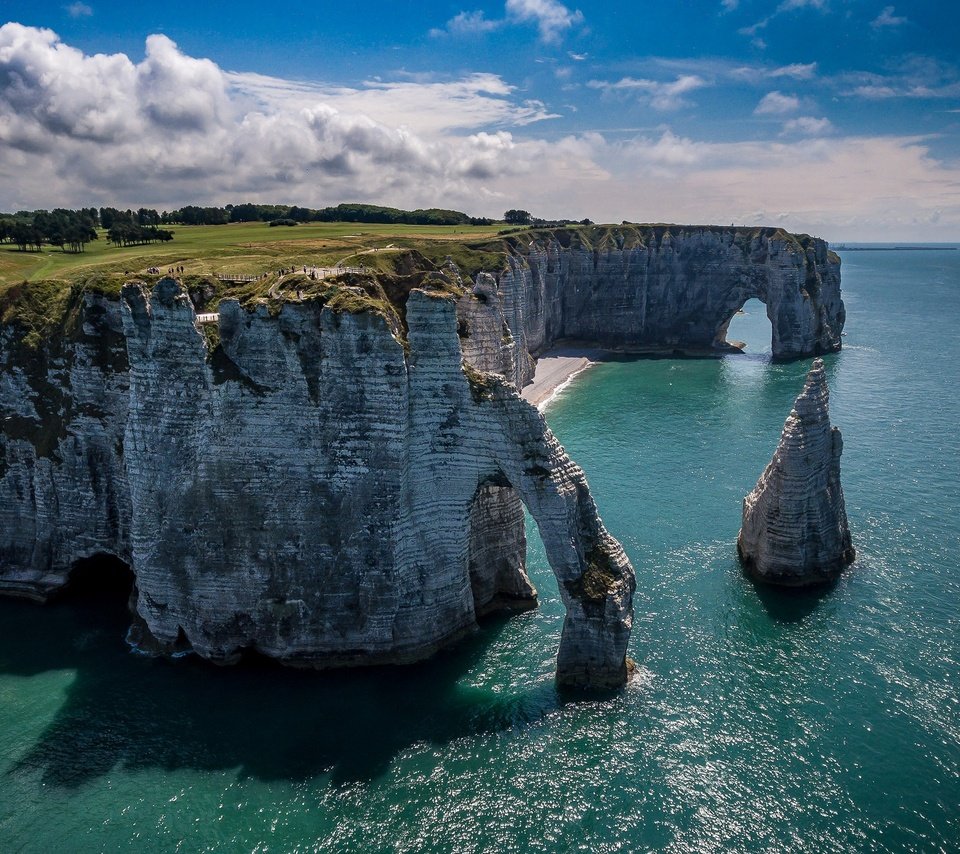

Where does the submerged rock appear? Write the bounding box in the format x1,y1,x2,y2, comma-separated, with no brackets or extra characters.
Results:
738,358,855,586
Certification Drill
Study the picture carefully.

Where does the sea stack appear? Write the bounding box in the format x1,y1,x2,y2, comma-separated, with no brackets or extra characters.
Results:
738,358,855,586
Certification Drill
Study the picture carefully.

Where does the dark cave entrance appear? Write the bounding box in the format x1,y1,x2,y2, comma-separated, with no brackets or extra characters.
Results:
720,298,773,355
57,553,135,604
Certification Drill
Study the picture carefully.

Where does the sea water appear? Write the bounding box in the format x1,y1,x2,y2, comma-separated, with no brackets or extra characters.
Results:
1,248,958,852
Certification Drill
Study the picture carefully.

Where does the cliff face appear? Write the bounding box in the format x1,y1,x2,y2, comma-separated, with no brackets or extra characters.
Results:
0,224,846,685
738,358,855,586
0,293,131,599
496,226,843,387
0,277,630,687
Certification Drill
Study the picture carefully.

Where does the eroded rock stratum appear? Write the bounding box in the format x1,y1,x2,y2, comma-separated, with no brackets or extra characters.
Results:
738,358,855,586
0,225,845,687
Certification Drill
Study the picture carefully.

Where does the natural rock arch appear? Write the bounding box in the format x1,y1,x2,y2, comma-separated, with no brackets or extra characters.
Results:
405,291,635,688
111,283,635,689
493,228,844,379
467,479,536,618
713,289,774,353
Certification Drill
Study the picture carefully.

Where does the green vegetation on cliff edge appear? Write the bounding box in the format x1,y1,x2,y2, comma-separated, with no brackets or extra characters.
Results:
0,222,832,347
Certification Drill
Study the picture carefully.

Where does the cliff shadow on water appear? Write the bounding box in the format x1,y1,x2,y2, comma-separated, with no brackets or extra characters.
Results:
0,578,564,789
749,579,841,624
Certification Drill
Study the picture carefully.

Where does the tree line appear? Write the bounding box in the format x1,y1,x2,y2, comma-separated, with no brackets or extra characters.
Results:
156,203,591,228
0,209,99,252
158,202,497,226
0,207,177,252
502,209,593,228
0,202,594,254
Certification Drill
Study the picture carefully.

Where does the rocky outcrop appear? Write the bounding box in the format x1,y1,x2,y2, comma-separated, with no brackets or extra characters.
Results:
0,276,632,687
0,224,847,685
737,358,855,586
495,226,844,388
0,292,131,600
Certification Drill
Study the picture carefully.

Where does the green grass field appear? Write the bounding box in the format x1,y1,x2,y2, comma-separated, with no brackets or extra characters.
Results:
0,221,507,285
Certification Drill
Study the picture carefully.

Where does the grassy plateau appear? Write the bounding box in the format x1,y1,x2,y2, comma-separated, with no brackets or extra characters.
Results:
0,221,506,286
0,221,823,348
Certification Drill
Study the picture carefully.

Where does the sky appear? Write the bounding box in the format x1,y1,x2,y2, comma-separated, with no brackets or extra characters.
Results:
1,1,958,240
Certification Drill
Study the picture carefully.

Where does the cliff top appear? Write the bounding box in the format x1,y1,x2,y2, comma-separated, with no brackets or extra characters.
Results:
0,223,835,348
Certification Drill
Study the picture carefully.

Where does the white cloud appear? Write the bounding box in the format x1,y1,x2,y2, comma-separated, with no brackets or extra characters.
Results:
517,133,960,240
505,0,584,43
849,84,898,99
740,0,827,40
0,24,544,209
623,130,706,168
568,51,587,61
721,0,739,11
841,59,960,100
647,57,817,85
588,75,710,110
434,0,583,43
429,10,501,38
781,115,833,135
1,24,958,241
754,91,801,115
229,71,559,135
777,0,826,10
66,2,92,17
770,62,818,80
871,6,907,28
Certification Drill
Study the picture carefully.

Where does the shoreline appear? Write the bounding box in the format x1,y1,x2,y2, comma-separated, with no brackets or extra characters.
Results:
520,347,605,410
520,341,754,410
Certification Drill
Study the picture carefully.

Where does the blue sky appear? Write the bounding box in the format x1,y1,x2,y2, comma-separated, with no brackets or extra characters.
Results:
1,1,958,239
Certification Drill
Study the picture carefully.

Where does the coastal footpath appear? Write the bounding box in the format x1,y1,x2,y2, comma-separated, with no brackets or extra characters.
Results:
0,225,844,686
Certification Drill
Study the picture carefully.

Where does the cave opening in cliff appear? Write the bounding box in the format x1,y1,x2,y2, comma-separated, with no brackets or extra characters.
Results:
723,298,773,355
59,553,134,603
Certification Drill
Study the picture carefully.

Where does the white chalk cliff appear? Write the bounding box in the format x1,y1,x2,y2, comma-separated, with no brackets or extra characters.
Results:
0,225,848,686
738,358,855,586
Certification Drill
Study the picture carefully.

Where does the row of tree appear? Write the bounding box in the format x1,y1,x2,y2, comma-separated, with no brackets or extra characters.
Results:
503,209,593,228
0,209,99,252
0,208,177,252
1,203,505,240
0,203,593,254
154,202,496,226
106,223,174,247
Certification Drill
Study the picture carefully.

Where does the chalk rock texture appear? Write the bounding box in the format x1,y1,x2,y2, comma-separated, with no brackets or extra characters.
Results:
737,358,855,586
0,293,131,600
496,226,843,388
0,225,847,684
0,273,632,686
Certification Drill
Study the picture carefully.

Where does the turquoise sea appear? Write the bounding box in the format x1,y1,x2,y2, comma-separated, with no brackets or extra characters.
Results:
1,247,958,852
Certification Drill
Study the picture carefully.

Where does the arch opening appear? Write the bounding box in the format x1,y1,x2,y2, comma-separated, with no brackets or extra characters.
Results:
719,297,773,356
467,479,538,620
